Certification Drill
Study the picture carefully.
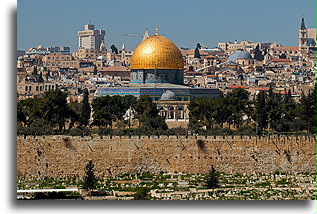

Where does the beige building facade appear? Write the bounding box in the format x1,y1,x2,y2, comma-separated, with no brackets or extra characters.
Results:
42,53,78,67
78,24,105,50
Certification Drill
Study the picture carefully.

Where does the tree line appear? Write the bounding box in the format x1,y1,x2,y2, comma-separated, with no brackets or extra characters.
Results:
17,87,315,136
188,87,315,134
17,89,168,136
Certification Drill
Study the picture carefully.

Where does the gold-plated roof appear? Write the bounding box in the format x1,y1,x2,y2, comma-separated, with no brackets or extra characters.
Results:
130,35,184,70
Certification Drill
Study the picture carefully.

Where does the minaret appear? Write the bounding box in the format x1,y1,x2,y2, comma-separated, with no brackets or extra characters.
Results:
142,28,149,42
121,43,126,65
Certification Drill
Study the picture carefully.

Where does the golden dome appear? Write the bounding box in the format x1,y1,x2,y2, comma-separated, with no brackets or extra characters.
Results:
130,35,184,70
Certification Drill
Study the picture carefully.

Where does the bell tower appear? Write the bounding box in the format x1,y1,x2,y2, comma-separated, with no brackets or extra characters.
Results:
299,17,307,52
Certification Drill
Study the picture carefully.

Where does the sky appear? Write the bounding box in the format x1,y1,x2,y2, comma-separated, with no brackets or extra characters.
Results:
17,0,316,52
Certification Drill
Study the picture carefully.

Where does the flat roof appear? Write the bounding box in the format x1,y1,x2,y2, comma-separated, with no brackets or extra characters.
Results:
17,188,78,193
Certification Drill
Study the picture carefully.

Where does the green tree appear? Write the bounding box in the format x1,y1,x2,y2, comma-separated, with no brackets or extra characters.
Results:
40,90,76,132
226,88,250,129
133,187,151,200
91,95,137,128
268,84,274,99
17,98,43,127
110,44,118,54
188,98,215,130
206,165,220,189
194,43,201,59
283,89,293,104
32,65,38,75
82,160,97,191
38,72,44,82
135,95,167,130
91,96,113,128
80,89,91,126
299,89,316,133
226,88,249,101
255,91,268,133
135,95,158,123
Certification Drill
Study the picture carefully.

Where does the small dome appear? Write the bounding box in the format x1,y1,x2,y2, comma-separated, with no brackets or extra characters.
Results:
37,45,43,49
97,55,105,60
228,50,252,62
160,90,176,101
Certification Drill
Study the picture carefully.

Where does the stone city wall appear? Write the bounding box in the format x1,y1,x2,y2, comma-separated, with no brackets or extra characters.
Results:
17,135,315,179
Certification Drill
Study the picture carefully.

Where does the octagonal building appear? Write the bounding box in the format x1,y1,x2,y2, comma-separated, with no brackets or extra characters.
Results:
95,27,220,102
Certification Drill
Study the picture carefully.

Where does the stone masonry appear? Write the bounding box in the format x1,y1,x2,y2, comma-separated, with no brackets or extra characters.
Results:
17,135,315,179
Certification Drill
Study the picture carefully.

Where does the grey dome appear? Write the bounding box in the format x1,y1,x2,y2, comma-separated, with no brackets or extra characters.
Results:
160,90,176,101
227,50,252,62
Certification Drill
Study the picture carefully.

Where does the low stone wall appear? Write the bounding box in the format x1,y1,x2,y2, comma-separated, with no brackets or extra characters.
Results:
17,135,316,179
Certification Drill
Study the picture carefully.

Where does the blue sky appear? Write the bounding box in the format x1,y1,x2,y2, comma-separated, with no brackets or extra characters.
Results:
17,0,316,52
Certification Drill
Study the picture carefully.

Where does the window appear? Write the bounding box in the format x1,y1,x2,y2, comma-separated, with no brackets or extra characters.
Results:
36,86,38,91
40,86,42,91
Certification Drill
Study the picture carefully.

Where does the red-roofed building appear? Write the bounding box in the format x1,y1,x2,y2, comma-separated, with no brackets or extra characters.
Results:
100,66,130,78
227,85,248,89
271,58,293,65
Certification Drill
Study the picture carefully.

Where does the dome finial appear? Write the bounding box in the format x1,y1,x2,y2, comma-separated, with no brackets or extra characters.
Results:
155,25,159,35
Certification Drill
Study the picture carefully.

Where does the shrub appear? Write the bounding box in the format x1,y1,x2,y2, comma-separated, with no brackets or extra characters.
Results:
68,126,91,136
235,125,256,135
98,127,112,136
17,120,54,135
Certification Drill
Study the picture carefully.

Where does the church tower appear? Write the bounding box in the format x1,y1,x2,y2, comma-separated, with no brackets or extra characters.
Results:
299,17,307,52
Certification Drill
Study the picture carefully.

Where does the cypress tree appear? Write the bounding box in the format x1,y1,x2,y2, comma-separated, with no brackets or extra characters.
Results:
206,165,219,189
81,89,91,126
268,84,274,99
194,47,201,59
256,91,268,133
82,160,97,191
194,43,201,59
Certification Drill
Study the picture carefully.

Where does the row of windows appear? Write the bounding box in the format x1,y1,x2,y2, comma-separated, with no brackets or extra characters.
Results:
46,61,76,65
47,56,71,60
272,50,298,54
25,85,55,92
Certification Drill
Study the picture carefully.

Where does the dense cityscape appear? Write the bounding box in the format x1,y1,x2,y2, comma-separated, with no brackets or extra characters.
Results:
16,16,316,201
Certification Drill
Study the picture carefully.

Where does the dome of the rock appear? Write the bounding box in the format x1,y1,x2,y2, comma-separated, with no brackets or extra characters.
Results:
130,35,184,70
129,32,184,85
